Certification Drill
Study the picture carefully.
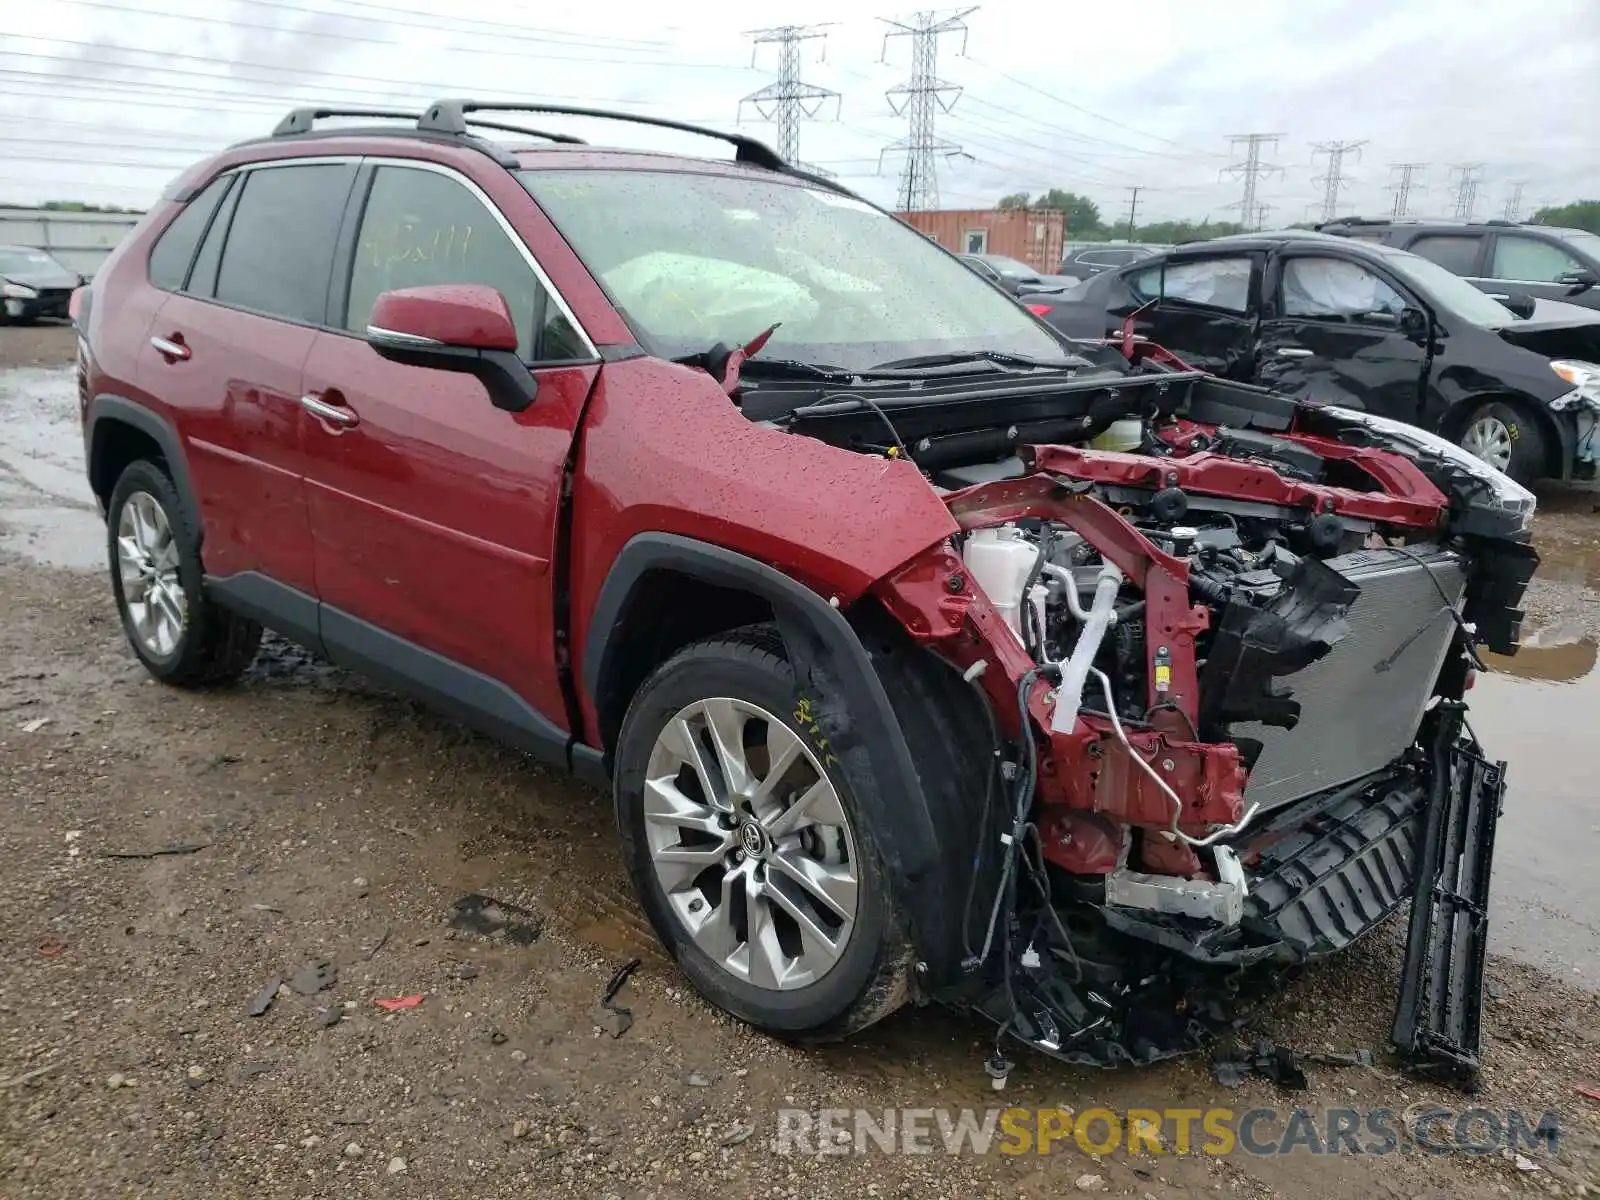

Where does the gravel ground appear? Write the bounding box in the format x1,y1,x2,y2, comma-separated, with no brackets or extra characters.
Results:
2,322,1597,1199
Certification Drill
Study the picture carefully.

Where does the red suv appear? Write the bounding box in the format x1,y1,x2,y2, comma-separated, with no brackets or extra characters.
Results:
77,102,1539,1082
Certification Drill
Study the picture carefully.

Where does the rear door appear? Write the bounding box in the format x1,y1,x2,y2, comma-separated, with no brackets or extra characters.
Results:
299,159,600,727
1117,251,1262,378
1253,249,1430,423
142,160,356,598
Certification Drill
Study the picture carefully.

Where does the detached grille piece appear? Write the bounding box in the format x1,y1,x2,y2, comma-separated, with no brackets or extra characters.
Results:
1236,545,1465,812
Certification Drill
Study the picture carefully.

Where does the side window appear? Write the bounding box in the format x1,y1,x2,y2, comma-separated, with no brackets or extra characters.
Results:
1131,257,1253,312
1128,264,1161,301
1077,250,1120,267
147,175,231,292
1407,235,1482,276
1491,235,1585,283
214,164,353,324
1281,256,1407,320
186,175,242,300
344,166,584,361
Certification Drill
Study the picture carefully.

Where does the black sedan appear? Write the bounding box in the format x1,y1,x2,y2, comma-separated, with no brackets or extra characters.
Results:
1021,232,1600,483
958,253,1078,297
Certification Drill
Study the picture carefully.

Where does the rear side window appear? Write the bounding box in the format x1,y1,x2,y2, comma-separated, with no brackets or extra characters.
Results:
147,176,231,291
1407,235,1482,276
343,165,585,361
1130,257,1253,312
186,175,242,299
214,164,354,324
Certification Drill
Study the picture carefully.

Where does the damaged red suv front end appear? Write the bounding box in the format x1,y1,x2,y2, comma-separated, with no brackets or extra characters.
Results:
855,340,1537,1083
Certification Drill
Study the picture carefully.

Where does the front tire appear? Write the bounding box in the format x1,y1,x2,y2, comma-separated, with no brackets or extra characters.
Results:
614,628,908,1041
107,459,262,685
1458,400,1545,485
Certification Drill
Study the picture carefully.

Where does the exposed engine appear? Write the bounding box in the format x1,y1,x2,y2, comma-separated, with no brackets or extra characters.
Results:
763,340,1539,1085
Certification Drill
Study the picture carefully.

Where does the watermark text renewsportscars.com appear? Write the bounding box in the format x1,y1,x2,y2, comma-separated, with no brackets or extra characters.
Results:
774,1106,1562,1158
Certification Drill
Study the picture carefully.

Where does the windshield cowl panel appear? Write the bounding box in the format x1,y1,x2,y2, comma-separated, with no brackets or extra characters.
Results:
518,168,1073,374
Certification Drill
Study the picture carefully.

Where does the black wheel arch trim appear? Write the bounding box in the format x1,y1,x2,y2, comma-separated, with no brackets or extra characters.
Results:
582,533,953,975
85,395,202,527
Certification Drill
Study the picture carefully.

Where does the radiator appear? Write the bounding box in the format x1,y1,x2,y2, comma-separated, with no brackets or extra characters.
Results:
1235,545,1466,812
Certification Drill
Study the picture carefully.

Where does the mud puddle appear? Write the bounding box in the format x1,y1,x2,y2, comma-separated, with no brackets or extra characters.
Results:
0,364,102,568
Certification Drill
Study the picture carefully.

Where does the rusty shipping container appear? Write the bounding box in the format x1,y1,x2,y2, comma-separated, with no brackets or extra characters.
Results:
895,208,1066,273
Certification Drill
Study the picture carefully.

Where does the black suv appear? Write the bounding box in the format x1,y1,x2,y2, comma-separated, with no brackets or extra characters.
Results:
1022,231,1600,483
1057,242,1159,281
1319,218,1600,312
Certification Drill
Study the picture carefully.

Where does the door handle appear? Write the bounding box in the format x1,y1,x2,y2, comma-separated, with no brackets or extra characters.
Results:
1274,347,1314,358
300,392,359,428
150,334,191,361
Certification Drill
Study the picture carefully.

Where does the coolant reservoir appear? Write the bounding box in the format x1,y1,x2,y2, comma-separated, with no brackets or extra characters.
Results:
1091,418,1143,453
962,525,1038,640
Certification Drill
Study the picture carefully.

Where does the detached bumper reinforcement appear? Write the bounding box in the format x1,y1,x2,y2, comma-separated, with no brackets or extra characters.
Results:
1391,703,1505,1090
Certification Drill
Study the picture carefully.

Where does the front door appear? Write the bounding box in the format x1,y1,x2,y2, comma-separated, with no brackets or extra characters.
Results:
1117,252,1261,378
1253,251,1430,425
1480,232,1597,307
299,160,598,726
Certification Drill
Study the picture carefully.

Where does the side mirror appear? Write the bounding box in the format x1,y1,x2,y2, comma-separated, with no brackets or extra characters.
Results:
366,284,537,413
1499,291,1537,320
1399,306,1429,338
1559,269,1598,295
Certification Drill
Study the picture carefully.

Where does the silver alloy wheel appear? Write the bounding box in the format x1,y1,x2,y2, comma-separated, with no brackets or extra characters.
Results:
1461,415,1514,473
115,490,186,658
644,697,859,991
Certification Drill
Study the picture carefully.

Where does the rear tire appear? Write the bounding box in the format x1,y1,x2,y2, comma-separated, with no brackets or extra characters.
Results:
614,626,909,1041
107,459,262,686
1458,400,1545,485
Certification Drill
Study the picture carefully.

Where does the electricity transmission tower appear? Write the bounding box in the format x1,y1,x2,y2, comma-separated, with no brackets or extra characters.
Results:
879,8,977,212
1221,133,1283,230
1311,139,1366,222
1450,163,1485,220
1121,186,1143,239
739,25,841,168
1503,181,1526,221
1387,162,1427,219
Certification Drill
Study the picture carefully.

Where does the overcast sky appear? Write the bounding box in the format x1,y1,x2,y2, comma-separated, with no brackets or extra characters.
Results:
2,0,1596,225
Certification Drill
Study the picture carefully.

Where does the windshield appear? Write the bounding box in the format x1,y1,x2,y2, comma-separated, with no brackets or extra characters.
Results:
1553,229,1600,261
0,247,68,276
518,170,1069,372
1383,249,1521,327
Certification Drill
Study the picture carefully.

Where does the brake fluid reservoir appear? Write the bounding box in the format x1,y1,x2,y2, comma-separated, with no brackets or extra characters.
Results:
962,526,1038,640
1091,418,1143,453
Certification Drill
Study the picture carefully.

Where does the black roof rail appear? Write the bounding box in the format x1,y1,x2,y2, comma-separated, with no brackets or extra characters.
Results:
272,107,420,136
1484,218,1521,227
417,99,858,197
461,118,586,145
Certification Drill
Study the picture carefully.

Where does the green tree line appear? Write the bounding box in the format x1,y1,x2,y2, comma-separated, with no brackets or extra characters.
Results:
1001,190,1600,241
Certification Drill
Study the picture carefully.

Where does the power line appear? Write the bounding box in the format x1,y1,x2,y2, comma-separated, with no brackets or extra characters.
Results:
959,55,1223,159
879,8,976,212
1310,139,1365,222
738,25,840,168
1503,181,1526,222
1387,162,1427,219
1450,163,1485,220
1221,132,1283,231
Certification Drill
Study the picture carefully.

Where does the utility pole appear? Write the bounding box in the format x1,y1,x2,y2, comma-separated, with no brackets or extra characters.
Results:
1503,181,1526,222
1310,139,1366,222
1387,162,1427,219
739,25,841,167
1221,133,1283,231
1121,186,1142,239
879,8,977,212
1449,163,1485,220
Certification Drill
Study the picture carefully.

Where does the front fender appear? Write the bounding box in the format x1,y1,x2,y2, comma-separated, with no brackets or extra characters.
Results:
582,532,985,985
